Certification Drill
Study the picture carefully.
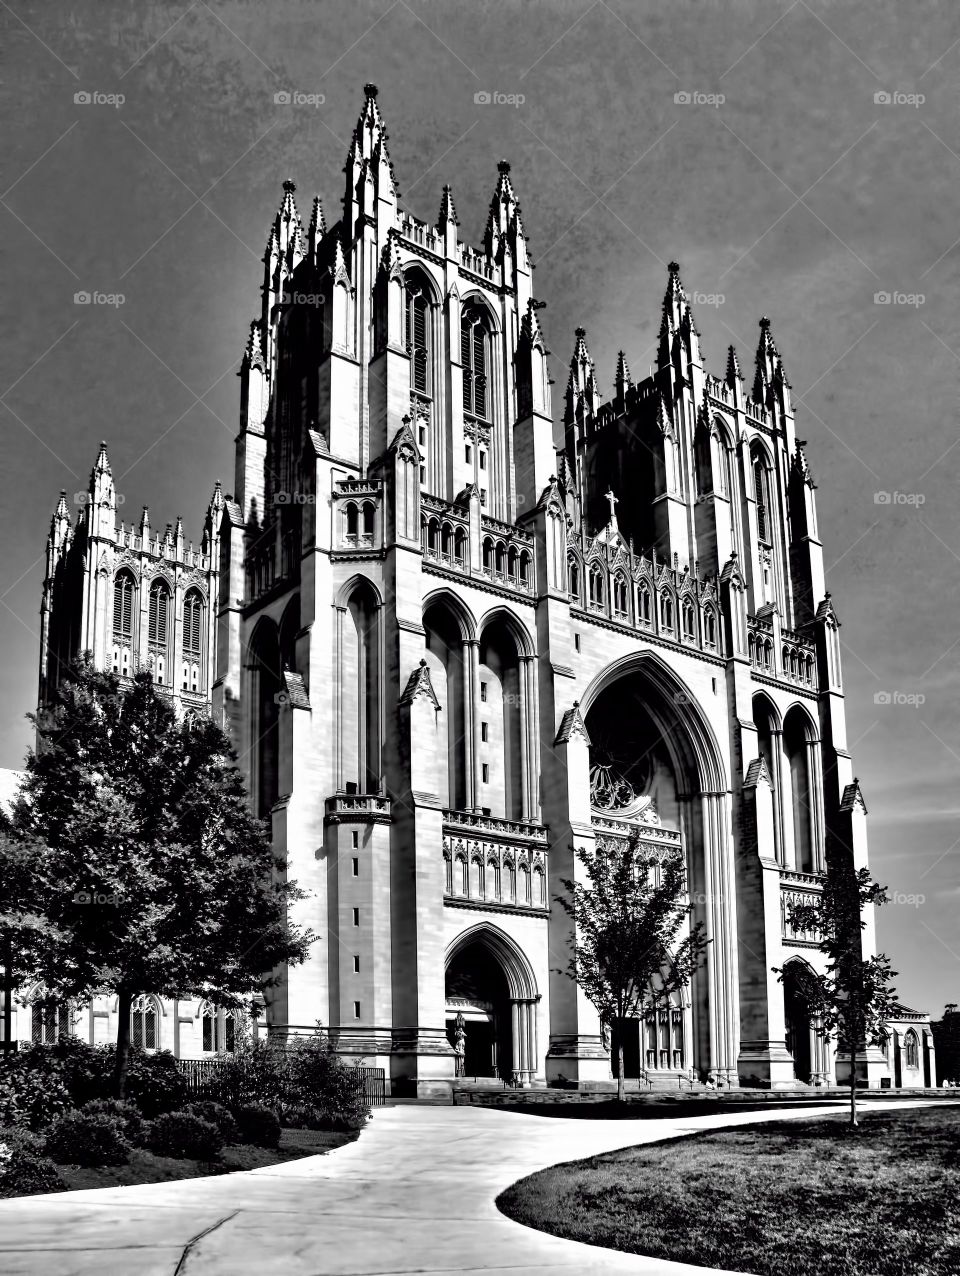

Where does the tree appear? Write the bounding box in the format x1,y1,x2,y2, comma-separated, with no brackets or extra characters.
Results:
556,835,709,1100
781,854,898,1127
0,657,312,1097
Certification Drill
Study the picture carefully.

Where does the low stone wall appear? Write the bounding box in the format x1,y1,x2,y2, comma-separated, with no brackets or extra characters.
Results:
452,1085,948,1107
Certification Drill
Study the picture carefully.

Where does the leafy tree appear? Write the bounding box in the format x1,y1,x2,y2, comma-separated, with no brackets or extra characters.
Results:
0,657,311,1098
556,835,709,1100
781,853,898,1126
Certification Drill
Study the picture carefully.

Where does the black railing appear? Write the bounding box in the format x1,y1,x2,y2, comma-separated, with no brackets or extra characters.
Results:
173,1057,386,1107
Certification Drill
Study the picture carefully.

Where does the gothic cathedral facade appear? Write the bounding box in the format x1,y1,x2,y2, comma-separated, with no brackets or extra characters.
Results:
34,85,935,1091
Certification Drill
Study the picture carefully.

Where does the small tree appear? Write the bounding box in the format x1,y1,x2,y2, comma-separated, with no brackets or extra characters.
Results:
781,854,898,1127
557,835,709,1100
0,657,312,1098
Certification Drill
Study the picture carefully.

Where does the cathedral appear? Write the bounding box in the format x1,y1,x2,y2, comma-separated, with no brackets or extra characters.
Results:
26,84,935,1092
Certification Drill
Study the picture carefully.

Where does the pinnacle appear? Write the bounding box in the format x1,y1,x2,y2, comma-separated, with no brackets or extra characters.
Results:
364,82,379,99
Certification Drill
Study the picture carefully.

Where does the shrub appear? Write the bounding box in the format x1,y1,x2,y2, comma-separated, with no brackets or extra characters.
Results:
44,1111,130,1167
0,1135,64,1198
82,1099,144,1145
146,1111,223,1161
214,1038,288,1114
234,1103,281,1148
0,1046,73,1132
286,1036,370,1130
183,1101,240,1144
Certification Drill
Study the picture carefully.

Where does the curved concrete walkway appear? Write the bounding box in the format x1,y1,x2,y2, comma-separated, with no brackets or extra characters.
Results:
0,1099,945,1276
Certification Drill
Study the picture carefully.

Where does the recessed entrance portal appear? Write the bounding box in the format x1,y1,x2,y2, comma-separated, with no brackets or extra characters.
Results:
783,961,827,1085
444,925,539,1085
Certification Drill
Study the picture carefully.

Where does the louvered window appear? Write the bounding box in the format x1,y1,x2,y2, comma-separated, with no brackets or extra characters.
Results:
113,574,135,638
405,286,429,393
461,310,489,419
148,583,169,647
183,592,203,657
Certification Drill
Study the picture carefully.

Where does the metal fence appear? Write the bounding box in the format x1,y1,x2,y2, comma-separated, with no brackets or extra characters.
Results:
173,1057,386,1107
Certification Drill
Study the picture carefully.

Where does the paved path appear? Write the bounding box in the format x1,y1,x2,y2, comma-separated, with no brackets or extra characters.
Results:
0,1099,945,1276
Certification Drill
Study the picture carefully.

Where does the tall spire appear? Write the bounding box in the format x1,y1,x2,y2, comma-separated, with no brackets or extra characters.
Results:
308,194,326,250
484,159,528,265
437,183,459,229
565,326,601,423
243,319,266,372
726,344,743,388
753,316,779,406
346,83,399,200
614,350,632,401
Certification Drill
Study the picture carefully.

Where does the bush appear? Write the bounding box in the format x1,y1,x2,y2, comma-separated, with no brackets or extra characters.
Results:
183,1101,240,1144
213,1038,288,1114
82,1099,144,1145
0,1134,64,1198
0,1046,73,1132
44,1111,130,1167
146,1111,223,1161
285,1036,370,1131
234,1103,281,1148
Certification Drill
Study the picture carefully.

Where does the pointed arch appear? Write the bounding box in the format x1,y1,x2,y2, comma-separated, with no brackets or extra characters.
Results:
445,922,538,1001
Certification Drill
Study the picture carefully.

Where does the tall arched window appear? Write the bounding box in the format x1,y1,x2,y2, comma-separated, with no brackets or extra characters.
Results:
131,995,159,1051
112,571,136,676
201,1002,237,1054
568,556,581,600
31,996,70,1044
753,451,771,544
638,583,652,625
405,280,430,394
613,574,629,619
148,580,171,684
461,307,489,420
182,589,204,693
589,565,604,609
784,707,818,872
904,1029,919,1069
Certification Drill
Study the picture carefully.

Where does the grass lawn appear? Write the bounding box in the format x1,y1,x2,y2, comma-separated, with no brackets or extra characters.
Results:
497,1105,960,1276
50,1127,357,1193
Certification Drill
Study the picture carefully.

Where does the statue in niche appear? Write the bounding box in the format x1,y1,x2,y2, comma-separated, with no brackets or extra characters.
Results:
454,1012,466,1077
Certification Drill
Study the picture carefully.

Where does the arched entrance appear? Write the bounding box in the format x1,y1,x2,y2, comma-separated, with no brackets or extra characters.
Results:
783,961,827,1085
444,925,538,1085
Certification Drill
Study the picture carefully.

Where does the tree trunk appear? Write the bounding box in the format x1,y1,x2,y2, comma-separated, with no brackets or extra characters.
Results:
849,1051,858,1127
617,1039,625,1102
114,989,133,1099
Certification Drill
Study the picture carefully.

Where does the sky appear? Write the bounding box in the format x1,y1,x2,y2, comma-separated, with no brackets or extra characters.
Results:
1,0,958,1016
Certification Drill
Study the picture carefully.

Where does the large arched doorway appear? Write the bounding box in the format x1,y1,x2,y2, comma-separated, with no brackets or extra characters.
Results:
444,926,538,1085
578,653,730,1085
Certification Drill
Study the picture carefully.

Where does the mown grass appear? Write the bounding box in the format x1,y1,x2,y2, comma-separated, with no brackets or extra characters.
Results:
497,1105,960,1276
54,1127,357,1192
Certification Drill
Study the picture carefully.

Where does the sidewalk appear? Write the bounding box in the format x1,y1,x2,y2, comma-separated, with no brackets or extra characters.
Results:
0,1099,942,1276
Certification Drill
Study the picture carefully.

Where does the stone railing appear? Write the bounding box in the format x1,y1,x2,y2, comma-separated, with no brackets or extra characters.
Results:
421,494,470,574
479,515,535,595
747,615,774,673
332,479,383,552
705,373,733,406
325,794,392,824
781,627,817,688
442,808,548,911
590,814,683,858
399,213,440,254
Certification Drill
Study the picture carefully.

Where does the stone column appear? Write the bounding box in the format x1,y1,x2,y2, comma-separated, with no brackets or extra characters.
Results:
518,655,532,820
770,727,785,866
465,638,481,810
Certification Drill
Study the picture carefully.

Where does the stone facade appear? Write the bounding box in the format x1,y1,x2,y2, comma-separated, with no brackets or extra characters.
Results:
25,84,935,1092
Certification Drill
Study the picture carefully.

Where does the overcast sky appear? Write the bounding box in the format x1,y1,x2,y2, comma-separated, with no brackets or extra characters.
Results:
2,0,958,1016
